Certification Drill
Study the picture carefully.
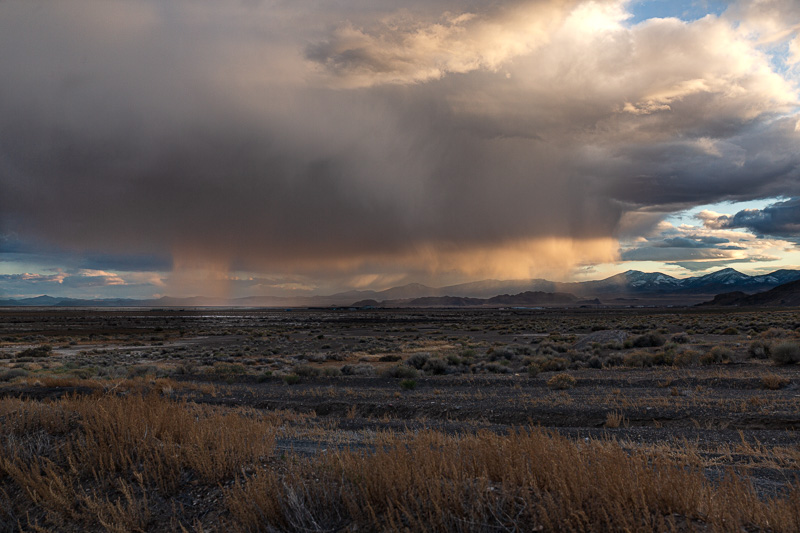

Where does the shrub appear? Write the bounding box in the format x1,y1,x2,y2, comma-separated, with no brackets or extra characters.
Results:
293,364,321,378
650,351,673,366
0,368,28,382
446,354,463,365
340,364,375,376
72,367,97,379
514,345,533,356
761,374,790,390
176,361,199,375
283,374,301,385
673,350,700,367
15,345,52,358
699,352,716,366
381,365,418,379
422,358,448,375
671,333,690,344
632,333,666,348
484,363,512,374
700,346,732,366
489,347,516,361
214,363,248,375
128,365,159,378
378,354,401,362
400,379,417,390
547,373,576,390
771,342,800,365
538,357,568,372
405,353,430,370
623,350,653,368
527,364,540,378
748,340,771,359
760,327,791,339
721,327,740,335
587,356,603,369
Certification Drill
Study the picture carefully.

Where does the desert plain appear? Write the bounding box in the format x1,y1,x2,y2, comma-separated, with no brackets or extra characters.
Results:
1,306,799,531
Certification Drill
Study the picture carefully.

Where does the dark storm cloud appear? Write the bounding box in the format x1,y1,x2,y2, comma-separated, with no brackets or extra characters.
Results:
0,0,798,280
703,198,800,240
0,235,170,272
654,236,729,249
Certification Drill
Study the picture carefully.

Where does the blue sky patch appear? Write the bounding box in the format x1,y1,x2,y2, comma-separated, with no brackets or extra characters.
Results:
626,0,729,25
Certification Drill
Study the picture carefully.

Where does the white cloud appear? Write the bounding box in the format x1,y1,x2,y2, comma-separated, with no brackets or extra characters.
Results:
306,0,583,87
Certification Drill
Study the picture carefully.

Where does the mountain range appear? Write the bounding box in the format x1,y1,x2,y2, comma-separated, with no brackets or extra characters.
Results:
333,268,800,304
699,278,800,307
2,268,800,307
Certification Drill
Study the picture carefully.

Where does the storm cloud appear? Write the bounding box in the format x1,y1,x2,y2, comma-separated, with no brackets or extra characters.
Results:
701,198,800,239
1,0,799,288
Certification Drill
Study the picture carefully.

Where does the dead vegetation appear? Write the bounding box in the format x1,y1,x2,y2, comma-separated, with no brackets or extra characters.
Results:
0,392,277,531
0,392,798,532
1,307,800,530
227,428,800,532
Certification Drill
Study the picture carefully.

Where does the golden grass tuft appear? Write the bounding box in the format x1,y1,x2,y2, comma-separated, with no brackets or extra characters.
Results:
604,410,627,428
761,374,791,390
546,373,576,390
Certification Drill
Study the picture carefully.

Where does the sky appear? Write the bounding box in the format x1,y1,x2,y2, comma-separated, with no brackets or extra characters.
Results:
1,0,800,299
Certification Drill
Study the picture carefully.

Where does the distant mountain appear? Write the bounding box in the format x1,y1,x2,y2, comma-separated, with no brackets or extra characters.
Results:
350,299,382,308
486,291,578,306
699,279,800,307
0,295,64,306
576,268,800,296
436,279,557,298
426,268,800,299
330,283,438,302
3,268,800,307
749,269,800,286
403,296,485,307
373,291,580,308
675,268,759,294
0,295,141,307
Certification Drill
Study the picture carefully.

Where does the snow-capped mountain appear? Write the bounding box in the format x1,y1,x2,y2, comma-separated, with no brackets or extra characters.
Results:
623,270,682,288
619,268,800,295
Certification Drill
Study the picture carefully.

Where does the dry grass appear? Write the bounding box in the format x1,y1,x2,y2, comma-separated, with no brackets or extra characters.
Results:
226,428,800,532
761,374,791,390
0,389,797,531
604,410,628,428
6,376,219,398
546,373,577,390
0,392,276,531
3,308,800,530
1,391,797,531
